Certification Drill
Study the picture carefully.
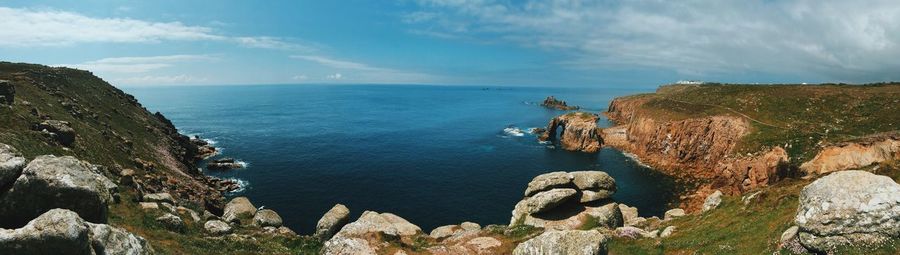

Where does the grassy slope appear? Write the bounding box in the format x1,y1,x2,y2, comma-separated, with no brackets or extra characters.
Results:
625,83,900,162
0,62,316,254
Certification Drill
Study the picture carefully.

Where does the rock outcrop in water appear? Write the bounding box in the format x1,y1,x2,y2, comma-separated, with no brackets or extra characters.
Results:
800,132,899,175
541,96,579,110
793,170,900,252
538,112,602,153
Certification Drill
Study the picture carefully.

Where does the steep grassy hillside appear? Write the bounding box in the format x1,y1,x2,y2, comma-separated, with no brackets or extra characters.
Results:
614,83,900,163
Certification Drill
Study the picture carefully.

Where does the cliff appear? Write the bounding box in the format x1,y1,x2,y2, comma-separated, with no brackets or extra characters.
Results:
602,84,900,208
537,112,602,153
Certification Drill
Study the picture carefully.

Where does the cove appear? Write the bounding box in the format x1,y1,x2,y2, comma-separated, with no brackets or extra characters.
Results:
126,84,678,233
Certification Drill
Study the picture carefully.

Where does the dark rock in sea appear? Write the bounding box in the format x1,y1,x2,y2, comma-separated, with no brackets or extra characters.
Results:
0,80,14,106
190,136,218,160
34,120,77,146
541,96,579,110
206,158,243,170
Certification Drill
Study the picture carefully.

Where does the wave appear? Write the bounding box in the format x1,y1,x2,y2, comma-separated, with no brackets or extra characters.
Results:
502,127,526,137
225,178,249,193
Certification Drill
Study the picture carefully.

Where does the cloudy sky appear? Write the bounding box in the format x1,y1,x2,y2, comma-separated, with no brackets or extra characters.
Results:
2,0,900,87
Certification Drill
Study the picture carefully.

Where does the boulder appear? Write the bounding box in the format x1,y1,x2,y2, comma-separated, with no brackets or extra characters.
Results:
464,236,502,254
0,143,26,189
780,226,799,243
253,209,283,227
512,230,608,255
142,193,175,204
316,203,351,240
222,196,256,223
617,204,639,226
521,202,623,231
795,170,900,252
663,208,685,221
36,120,76,146
615,226,653,239
204,220,232,235
87,221,154,255
660,226,676,238
524,171,573,196
0,155,116,227
702,190,723,212
0,209,152,255
511,188,577,223
579,190,613,203
202,210,218,221
176,206,201,222
139,202,160,211
430,225,460,239
571,171,616,191
333,211,422,238
460,222,481,231
321,237,377,255
155,213,185,232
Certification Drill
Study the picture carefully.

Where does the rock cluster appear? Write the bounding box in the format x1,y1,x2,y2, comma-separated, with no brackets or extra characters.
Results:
537,112,602,153
0,209,154,255
540,96,579,110
510,171,621,230
189,136,218,160
206,158,244,170
34,120,77,146
793,170,900,252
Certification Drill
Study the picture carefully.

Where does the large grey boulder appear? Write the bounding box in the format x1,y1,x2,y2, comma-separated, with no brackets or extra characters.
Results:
524,172,574,196
795,170,900,252
322,211,421,255
155,213,185,232
702,190,723,212
253,209,283,227
0,208,152,255
316,204,350,240
512,230,608,255
0,143,26,189
522,202,623,231
204,220,232,235
0,155,116,227
514,188,577,216
571,171,616,191
222,196,256,223
321,237,376,255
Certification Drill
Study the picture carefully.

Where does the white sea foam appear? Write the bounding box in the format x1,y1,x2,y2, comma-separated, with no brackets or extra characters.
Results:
236,160,249,168
622,152,651,168
503,127,526,137
202,138,217,145
225,178,249,193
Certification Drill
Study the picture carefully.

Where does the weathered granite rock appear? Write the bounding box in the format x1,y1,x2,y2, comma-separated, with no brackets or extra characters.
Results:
538,112,602,153
142,193,175,204
316,203,350,240
155,213,185,232
87,221,154,255
36,120,77,146
571,171,616,191
0,143,26,189
660,226,676,238
203,220,232,235
663,208,685,221
322,211,421,255
0,80,14,105
460,222,481,231
615,226,654,239
0,209,152,255
617,204,639,226
0,155,116,227
464,236,502,254
321,237,376,255
430,225,460,239
222,196,256,223
702,190,723,212
795,170,900,252
176,206,201,222
253,209,283,227
511,188,578,223
512,230,608,255
139,202,160,211
781,226,799,244
521,202,623,231
524,171,574,197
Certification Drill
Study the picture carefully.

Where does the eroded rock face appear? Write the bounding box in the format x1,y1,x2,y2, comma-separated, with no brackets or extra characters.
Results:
512,171,621,231
222,196,256,223
511,188,578,222
0,209,152,255
0,143,26,189
800,134,899,175
0,155,116,227
795,170,900,252
539,112,602,153
316,204,350,241
512,230,608,255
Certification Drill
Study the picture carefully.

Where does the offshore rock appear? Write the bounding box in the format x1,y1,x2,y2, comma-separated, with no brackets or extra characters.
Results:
538,112,602,153
795,170,900,252
541,96,579,110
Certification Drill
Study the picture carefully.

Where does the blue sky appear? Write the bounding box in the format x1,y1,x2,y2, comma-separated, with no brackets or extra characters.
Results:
2,1,900,87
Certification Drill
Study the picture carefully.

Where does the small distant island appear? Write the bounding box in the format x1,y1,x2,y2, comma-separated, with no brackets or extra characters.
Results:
540,96,580,110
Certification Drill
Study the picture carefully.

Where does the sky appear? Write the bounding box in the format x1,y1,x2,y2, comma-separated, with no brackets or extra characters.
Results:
2,0,900,87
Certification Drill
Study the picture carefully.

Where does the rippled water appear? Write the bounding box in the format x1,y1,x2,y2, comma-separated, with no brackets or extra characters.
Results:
126,84,677,233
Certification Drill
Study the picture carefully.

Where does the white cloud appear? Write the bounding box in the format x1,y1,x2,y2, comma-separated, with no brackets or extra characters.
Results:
292,74,308,80
56,54,216,73
291,55,381,71
408,0,900,82
234,36,314,51
292,55,443,83
326,73,343,80
113,74,208,86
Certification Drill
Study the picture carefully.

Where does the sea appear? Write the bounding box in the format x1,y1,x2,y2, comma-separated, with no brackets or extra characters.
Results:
125,84,677,234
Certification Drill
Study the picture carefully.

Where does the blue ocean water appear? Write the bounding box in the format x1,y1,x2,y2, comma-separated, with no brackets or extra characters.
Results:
125,84,677,234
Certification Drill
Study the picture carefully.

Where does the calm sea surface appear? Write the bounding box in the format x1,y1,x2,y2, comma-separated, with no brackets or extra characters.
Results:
126,84,677,233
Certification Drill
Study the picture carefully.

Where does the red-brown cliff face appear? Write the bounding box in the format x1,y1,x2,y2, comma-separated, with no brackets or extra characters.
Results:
602,97,789,201
538,112,603,153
